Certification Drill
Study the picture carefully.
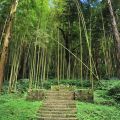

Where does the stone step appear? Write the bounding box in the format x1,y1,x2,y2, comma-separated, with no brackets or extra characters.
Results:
42,104,76,108
44,99,76,105
37,113,77,117
43,102,76,105
38,110,77,114
36,116,78,120
45,94,74,97
43,103,76,106
44,100,76,103
45,92,73,95
40,107,77,112
41,106,76,109
45,97,74,100
36,90,78,120
46,91,73,93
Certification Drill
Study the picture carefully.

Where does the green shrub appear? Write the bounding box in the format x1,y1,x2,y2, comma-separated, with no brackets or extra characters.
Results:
3,79,29,93
3,79,91,92
12,79,30,93
97,80,120,90
108,83,120,102
43,79,91,89
51,84,77,91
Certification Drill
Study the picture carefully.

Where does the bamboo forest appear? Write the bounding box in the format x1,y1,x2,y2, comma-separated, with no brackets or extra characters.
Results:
0,0,120,120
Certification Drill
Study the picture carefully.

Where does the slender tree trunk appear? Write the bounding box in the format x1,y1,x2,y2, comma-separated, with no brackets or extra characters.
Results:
0,0,18,92
107,0,120,78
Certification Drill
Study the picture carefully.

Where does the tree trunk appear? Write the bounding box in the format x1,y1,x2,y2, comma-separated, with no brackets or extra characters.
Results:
107,0,120,78
0,0,18,92
58,27,70,66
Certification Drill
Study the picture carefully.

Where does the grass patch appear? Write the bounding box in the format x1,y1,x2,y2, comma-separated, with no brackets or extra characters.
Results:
77,102,120,120
0,94,42,120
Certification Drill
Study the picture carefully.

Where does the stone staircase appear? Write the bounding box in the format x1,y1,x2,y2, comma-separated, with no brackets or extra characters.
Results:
36,90,78,120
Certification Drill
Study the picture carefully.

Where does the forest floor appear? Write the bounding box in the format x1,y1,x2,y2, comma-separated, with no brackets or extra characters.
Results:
0,80,120,120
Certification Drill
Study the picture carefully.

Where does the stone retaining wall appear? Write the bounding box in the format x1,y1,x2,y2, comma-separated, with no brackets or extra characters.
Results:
74,89,94,102
26,88,94,102
26,89,45,101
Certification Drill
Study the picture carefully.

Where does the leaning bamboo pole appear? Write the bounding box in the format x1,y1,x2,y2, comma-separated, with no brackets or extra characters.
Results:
57,28,60,85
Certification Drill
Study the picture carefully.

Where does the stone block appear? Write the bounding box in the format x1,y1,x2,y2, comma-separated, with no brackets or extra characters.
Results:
26,89,45,101
74,89,94,102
